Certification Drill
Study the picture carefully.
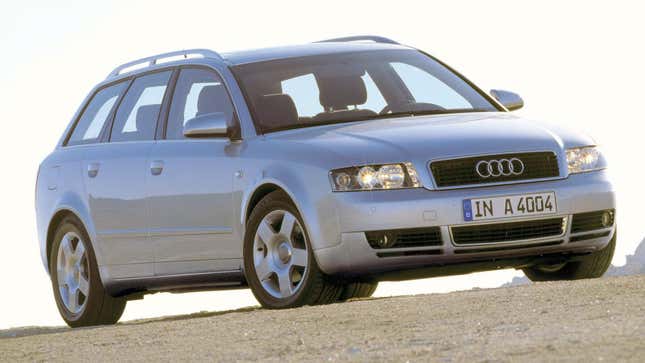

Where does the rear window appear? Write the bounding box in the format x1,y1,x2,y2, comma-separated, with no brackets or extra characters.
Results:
67,81,128,146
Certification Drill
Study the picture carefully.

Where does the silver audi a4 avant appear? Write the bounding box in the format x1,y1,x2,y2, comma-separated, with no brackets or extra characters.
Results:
36,36,616,327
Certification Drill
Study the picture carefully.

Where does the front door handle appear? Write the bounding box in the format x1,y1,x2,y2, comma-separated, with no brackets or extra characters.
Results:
87,163,100,178
150,160,164,176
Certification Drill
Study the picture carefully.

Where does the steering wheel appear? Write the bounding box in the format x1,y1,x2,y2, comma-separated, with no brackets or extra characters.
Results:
379,104,393,115
380,101,445,115
380,101,413,115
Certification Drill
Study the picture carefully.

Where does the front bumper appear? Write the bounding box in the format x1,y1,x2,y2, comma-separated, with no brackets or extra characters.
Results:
314,170,615,277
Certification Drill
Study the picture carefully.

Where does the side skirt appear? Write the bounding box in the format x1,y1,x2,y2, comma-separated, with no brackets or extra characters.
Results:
104,270,247,298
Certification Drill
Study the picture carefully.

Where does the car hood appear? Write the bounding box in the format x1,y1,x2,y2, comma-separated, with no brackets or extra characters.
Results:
264,112,595,167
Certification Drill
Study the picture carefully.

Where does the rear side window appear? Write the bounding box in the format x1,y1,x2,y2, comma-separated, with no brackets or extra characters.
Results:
110,71,172,142
67,82,128,146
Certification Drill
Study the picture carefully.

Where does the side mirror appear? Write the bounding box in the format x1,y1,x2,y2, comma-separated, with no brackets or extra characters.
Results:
490,89,524,111
183,112,230,138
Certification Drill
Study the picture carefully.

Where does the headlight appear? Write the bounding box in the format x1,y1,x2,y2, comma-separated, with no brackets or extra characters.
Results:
566,146,606,174
330,162,421,191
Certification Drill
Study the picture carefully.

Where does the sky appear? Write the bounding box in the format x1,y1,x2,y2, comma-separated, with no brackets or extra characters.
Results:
1,0,644,329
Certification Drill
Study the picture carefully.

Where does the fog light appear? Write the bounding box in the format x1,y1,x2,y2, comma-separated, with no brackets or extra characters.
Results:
366,231,398,249
601,211,613,227
376,234,391,248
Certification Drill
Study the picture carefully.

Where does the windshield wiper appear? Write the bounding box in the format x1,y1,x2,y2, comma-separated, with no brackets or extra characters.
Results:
262,109,491,133
375,108,491,119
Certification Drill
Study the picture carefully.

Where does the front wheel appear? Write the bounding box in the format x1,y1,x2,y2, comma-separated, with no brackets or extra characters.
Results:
50,216,126,327
243,191,342,308
338,282,378,301
523,231,616,281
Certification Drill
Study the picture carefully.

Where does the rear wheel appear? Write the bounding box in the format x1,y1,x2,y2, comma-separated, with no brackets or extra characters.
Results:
244,191,342,308
338,282,378,301
523,231,616,281
50,216,126,327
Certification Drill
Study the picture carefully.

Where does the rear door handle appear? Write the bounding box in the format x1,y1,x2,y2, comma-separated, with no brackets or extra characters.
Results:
87,163,100,178
150,160,164,176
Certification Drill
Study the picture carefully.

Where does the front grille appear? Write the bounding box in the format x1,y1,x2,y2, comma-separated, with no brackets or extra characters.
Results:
430,152,559,188
451,218,565,245
365,227,442,249
571,210,615,233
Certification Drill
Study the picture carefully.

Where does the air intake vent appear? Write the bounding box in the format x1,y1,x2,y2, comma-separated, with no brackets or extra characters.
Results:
451,218,565,245
430,152,559,188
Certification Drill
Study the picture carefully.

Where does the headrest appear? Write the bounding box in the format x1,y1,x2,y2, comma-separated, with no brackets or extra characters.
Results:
317,75,367,110
136,104,160,135
255,94,298,129
197,84,232,118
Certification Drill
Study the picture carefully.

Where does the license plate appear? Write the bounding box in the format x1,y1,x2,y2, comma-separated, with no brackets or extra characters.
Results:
463,192,557,221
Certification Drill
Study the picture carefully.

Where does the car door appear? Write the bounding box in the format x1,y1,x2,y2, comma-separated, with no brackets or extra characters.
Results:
83,70,172,279
147,67,241,276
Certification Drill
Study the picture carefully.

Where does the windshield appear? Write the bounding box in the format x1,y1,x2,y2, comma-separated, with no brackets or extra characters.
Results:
232,49,500,133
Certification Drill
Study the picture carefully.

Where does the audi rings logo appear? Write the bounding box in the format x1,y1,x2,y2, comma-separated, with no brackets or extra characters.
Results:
475,158,525,178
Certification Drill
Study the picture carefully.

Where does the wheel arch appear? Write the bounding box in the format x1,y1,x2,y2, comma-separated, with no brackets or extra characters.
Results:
46,209,85,272
240,174,341,253
44,203,100,277
243,181,299,227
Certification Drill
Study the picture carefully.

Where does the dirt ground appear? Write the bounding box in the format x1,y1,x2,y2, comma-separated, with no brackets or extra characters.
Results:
1,275,644,362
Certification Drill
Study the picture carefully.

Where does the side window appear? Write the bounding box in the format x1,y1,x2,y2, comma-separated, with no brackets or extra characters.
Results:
110,71,172,142
67,82,128,146
166,68,234,140
391,62,472,109
281,74,322,118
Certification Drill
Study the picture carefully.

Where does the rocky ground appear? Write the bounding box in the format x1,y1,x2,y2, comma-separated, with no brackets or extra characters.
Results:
1,275,644,362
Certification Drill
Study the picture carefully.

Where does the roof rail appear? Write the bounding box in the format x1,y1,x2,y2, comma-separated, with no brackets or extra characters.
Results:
314,35,400,45
107,49,222,78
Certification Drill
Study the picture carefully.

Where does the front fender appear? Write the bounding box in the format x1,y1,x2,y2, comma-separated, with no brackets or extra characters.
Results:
240,164,342,251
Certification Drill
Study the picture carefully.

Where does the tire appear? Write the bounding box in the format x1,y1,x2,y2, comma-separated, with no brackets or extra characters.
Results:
523,231,616,281
338,282,378,301
244,191,342,309
50,216,126,327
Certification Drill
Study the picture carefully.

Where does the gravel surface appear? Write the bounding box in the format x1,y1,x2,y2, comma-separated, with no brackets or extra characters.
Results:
2,275,644,362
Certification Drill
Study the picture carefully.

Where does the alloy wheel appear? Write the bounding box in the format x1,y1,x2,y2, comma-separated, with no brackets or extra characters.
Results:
253,210,309,299
56,232,90,314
